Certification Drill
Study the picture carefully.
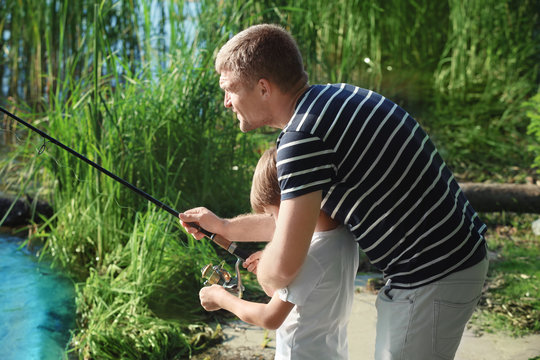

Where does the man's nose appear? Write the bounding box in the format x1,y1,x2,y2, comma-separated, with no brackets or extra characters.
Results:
224,92,232,108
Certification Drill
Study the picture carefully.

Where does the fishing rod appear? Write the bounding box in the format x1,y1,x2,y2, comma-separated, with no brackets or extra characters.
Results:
0,106,250,263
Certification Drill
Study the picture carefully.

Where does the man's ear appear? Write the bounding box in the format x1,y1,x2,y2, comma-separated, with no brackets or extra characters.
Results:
258,78,272,98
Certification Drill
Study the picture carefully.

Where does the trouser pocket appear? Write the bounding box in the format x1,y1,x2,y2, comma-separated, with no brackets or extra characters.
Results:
375,285,416,360
433,293,481,359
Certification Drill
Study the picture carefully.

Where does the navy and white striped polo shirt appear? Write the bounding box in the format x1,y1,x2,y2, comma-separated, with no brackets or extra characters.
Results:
276,83,487,288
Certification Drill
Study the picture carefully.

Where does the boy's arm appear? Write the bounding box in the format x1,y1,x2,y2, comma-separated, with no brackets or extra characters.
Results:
199,285,294,330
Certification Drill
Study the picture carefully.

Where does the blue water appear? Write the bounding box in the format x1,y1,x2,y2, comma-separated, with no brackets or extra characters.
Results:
0,233,75,360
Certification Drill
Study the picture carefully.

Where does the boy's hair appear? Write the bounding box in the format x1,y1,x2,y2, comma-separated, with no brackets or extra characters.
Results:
250,146,280,214
215,24,308,93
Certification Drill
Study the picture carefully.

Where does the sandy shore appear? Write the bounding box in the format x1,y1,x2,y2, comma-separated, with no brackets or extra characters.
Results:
197,286,540,360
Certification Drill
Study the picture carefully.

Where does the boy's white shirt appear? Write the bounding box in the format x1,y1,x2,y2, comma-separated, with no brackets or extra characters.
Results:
275,225,359,360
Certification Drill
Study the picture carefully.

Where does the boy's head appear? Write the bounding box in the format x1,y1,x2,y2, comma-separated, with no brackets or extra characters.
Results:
250,146,280,215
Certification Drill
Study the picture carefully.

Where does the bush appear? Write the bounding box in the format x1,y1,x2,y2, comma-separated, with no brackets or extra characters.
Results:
526,90,540,173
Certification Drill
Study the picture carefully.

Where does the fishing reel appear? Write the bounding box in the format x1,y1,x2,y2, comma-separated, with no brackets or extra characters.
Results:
201,257,244,298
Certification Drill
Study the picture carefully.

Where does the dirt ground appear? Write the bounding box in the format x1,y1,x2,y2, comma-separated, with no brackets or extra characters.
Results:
193,288,540,360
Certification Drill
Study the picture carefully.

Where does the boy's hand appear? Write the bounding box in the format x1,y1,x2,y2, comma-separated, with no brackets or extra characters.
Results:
199,284,228,311
243,250,263,274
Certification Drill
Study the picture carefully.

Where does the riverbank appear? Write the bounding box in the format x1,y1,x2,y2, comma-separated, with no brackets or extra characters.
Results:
193,288,540,360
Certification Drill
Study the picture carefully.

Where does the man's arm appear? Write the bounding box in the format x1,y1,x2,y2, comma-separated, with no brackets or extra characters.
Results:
179,208,275,242
256,191,321,294
199,285,294,330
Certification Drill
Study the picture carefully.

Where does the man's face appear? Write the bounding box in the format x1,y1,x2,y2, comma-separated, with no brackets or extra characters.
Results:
219,71,269,132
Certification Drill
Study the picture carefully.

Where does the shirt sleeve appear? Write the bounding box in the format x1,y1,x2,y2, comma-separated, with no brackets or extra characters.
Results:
277,253,324,306
277,131,337,201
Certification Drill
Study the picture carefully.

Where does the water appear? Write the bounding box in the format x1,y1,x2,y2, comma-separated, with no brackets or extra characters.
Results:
355,272,383,288
0,233,76,360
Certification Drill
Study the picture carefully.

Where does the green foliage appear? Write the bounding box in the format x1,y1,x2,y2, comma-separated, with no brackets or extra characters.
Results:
209,0,538,178
526,91,540,173
71,211,220,359
3,1,263,357
427,0,538,178
434,0,538,104
219,0,448,92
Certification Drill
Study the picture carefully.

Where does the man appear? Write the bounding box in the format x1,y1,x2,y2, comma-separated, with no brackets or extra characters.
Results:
180,24,488,359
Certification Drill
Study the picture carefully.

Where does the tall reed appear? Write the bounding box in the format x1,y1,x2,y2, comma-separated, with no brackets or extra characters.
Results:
3,0,263,357
526,90,540,173
430,0,538,177
434,0,538,104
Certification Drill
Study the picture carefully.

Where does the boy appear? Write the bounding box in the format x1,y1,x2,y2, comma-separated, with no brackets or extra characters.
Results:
199,147,359,359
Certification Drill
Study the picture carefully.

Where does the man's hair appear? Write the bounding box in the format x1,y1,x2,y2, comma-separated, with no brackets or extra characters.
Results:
250,146,280,214
215,24,308,93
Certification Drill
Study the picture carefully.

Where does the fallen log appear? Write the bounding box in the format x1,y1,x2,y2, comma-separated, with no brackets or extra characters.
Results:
460,182,540,213
0,196,53,227
0,182,538,228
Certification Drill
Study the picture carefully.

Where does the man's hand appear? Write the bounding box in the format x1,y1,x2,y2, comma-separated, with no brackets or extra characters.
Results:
243,251,263,274
180,208,275,243
179,207,225,240
199,284,228,311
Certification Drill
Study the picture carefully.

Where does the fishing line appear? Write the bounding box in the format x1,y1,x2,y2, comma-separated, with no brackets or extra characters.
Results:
1,126,90,189
0,105,250,261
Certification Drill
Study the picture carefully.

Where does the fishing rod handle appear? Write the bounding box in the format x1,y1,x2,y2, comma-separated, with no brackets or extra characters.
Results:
230,245,251,264
187,222,250,261
212,234,251,262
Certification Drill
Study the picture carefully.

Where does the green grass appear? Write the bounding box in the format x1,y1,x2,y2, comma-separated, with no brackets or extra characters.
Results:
471,213,540,336
70,210,223,359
